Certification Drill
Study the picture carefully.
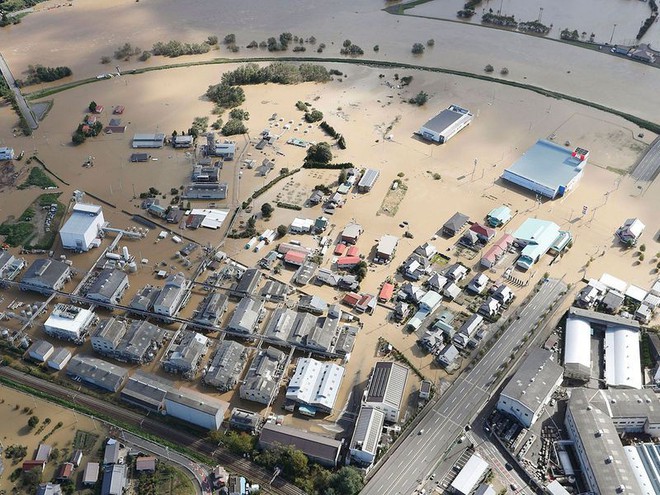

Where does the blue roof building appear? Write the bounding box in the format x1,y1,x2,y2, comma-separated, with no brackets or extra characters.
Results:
502,140,589,199
513,218,571,270
486,206,512,227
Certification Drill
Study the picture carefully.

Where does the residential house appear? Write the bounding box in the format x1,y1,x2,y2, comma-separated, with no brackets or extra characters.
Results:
616,218,645,246
341,224,363,244
442,212,469,237
227,297,264,336
240,347,287,405
467,273,489,295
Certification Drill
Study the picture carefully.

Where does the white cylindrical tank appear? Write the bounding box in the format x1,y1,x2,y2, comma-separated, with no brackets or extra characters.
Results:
106,253,121,260
127,262,138,273
122,246,130,260
254,240,265,252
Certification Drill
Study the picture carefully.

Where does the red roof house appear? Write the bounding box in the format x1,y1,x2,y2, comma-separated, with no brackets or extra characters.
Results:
337,256,361,269
342,292,361,307
346,245,359,257
284,250,307,266
57,462,74,480
378,282,394,302
469,223,497,242
334,243,347,255
22,460,46,472
113,105,125,114
136,456,157,472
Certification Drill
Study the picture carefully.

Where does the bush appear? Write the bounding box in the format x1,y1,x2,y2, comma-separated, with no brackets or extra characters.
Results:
114,43,141,60
373,44,379,52
18,167,56,190
277,225,288,237
261,202,274,218
296,101,309,111
223,34,236,45
151,39,211,57
277,202,303,211
500,67,509,75
100,56,111,64
205,83,246,109
207,35,219,45
302,161,353,170
20,65,72,85
27,416,40,429
219,62,330,86
247,40,258,48
484,64,494,73
229,108,249,121
292,46,306,52
305,142,333,164
138,51,152,62
409,91,429,106
427,39,435,46
340,44,364,56
411,43,425,54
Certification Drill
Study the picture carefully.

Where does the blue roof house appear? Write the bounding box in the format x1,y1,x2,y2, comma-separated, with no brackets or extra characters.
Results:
513,218,570,270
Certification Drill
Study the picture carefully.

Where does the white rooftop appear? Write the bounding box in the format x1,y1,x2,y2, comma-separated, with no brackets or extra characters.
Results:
599,273,628,293
286,358,344,411
451,454,489,495
44,304,95,338
189,209,229,229
605,325,642,389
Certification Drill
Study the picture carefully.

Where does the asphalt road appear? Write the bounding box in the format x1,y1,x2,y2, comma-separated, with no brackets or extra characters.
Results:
631,136,660,182
362,278,566,495
0,51,39,130
0,366,305,495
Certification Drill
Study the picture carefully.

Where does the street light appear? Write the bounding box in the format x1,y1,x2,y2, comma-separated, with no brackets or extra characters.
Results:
538,7,544,23
609,23,617,44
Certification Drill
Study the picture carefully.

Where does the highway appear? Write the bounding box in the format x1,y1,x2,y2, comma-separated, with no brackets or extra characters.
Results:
631,136,660,182
0,366,305,495
0,51,39,130
362,278,566,495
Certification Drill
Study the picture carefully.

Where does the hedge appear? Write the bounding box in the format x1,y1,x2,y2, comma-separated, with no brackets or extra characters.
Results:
276,202,302,211
251,168,301,200
302,161,354,169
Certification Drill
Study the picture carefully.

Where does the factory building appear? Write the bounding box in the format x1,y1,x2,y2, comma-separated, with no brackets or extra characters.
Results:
497,348,563,428
44,303,96,342
132,133,165,148
59,203,105,252
120,372,172,413
164,388,228,430
286,358,345,414
91,317,164,364
502,140,589,199
203,340,249,392
364,361,409,422
85,269,129,306
240,347,286,405
419,105,473,144
66,356,127,392
512,218,571,270
259,423,342,467
357,169,380,192
450,454,490,495
20,259,71,295
0,251,26,283
153,273,190,321
349,406,385,467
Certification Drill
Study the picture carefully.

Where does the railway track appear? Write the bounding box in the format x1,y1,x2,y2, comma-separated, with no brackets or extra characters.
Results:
0,366,305,495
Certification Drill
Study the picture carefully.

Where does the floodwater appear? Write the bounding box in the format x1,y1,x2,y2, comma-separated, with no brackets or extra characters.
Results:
411,0,660,48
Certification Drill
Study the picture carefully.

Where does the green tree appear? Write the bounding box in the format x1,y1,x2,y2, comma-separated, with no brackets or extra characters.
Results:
261,203,274,218
222,119,248,136
223,33,236,45
305,142,333,164
205,83,246,109
71,132,86,145
409,91,429,106
27,416,39,429
211,431,255,455
277,225,288,237
88,101,97,113
304,109,324,123
229,108,250,121
338,169,347,184
640,244,646,252
207,35,219,45
352,261,368,282
326,467,364,495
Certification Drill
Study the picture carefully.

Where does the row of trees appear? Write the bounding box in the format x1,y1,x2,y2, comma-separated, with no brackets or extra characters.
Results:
151,39,212,57
220,62,331,86
16,65,72,86
222,108,249,136
340,39,364,56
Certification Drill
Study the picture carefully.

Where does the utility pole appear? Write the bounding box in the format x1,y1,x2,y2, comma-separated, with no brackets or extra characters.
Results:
538,7,543,23
609,23,617,44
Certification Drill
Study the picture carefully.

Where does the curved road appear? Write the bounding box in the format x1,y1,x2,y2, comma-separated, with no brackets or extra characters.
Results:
0,366,305,495
362,278,566,495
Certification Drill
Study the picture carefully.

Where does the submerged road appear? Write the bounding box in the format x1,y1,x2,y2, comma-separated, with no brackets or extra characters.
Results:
0,366,305,495
362,278,566,495
0,51,38,130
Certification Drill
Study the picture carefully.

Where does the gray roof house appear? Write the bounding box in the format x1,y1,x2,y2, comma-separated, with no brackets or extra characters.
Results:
229,268,262,299
227,297,264,336
120,372,173,412
240,347,287,405
259,423,342,467
260,280,290,302
229,408,262,433
203,340,249,392
128,285,160,313
101,463,127,495
66,356,127,392
264,307,296,343
85,269,129,306
20,259,71,294
153,273,190,321
298,295,328,315
442,212,469,237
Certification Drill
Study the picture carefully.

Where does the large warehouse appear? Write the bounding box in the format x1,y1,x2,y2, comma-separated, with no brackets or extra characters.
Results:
59,203,105,252
44,303,96,342
502,140,589,199
418,105,473,144
564,308,642,389
132,133,165,148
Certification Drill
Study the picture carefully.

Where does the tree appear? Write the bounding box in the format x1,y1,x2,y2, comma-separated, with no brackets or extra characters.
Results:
409,91,429,106
427,39,435,46
484,64,494,73
211,431,255,455
304,109,323,123
326,467,364,495
343,39,352,48
500,67,509,75
205,83,245,109
640,244,646,252
277,225,288,237
352,261,368,282
223,33,236,45
222,119,248,136
71,132,86,145
305,142,333,164
229,108,249,121
411,43,425,54
338,169,347,184
88,101,97,113
261,203,274,218
373,44,379,52
207,35,218,45
27,416,39,429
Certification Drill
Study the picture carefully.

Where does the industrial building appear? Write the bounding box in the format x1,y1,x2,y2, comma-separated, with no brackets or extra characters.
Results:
164,388,229,430
450,454,490,495
0,251,25,282
364,361,409,422
46,348,72,371
226,297,264,335
182,183,228,200
285,358,345,414
349,406,385,467
101,464,127,495
59,203,105,252
162,330,209,378
240,347,286,405
512,218,570,270
85,269,129,306
172,135,193,148
357,169,380,192
91,317,164,364
497,348,563,428
259,423,342,467
616,218,645,246
44,304,96,342
20,259,72,295
129,284,159,313
0,146,15,160
66,356,128,392
289,217,315,234
564,308,642,388
131,133,165,148
502,140,589,199
565,388,642,495
623,443,660,494
192,292,228,329
418,105,473,144
153,273,190,321
203,340,248,392
229,408,262,433
28,340,54,362
120,372,172,412
229,268,262,299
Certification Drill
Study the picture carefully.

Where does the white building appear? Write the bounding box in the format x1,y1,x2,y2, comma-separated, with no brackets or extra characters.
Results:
286,358,345,414
450,454,489,495
616,218,645,246
164,388,228,430
364,361,409,422
289,218,315,234
46,348,72,371
563,316,592,381
153,273,190,321
419,105,473,144
59,203,105,252
497,348,563,428
375,235,398,264
27,340,54,362
44,304,95,342
349,406,385,466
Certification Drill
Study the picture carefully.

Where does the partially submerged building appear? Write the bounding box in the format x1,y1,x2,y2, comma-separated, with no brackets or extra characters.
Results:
91,317,164,364
20,259,71,295
164,388,228,430
59,203,105,252
162,330,209,378
615,218,645,246
418,105,473,144
226,297,264,336
66,356,127,392
85,269,129,306
203,340,248,392
153,273,190,321
258,423,342,467
512,218,570,270
349,406,385,467
285,358,345,414
44,304,95,342
502,140,589,199
240,347,286,405
364,361,409,422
